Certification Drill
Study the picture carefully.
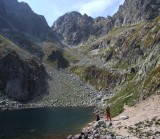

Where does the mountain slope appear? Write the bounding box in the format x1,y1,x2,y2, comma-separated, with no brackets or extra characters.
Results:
74,15,160,117
0,0,57,42
0,0,160,113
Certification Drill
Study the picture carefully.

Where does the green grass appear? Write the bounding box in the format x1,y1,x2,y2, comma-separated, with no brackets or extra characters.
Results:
0,35,16,47
142,64,160,97
109,81,139,117
110,98,125,117
70,65,123,90
70,66,85,77
62,51,79,64
113,60,130,69
144,64,160,87
143,34,155,47
46,50,70,69
153,25,160,33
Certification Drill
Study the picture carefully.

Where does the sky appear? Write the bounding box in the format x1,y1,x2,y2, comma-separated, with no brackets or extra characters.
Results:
18,0,125,26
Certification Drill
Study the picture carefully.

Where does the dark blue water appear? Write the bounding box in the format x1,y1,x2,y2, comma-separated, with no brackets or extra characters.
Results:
0,107,94,139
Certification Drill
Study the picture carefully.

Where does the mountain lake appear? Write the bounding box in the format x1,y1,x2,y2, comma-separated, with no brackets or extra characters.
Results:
0,107,94,139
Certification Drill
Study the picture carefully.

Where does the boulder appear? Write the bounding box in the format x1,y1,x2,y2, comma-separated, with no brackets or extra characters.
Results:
94,134,100,138
67,135,73,139
119,115,129,120
0,51,48,102
0,101,6,105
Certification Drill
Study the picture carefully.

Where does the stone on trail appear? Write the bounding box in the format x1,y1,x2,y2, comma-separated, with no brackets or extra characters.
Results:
94,133,100,138
119,115,129,120
106,122,112,127
93,119,106,129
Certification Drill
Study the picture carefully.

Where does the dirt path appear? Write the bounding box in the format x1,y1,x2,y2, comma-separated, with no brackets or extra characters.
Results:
112,95,160,138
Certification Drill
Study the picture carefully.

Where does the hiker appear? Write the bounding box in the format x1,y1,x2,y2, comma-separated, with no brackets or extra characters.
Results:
96,111,100,121
106,106,111,121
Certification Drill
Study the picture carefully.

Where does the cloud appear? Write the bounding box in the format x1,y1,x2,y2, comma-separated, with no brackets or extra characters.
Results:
18,0,125,26
79,0,112,17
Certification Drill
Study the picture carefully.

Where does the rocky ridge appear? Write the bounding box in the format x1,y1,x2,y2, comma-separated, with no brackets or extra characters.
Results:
0,0,57,42
52,11,113,45
52,0,160,45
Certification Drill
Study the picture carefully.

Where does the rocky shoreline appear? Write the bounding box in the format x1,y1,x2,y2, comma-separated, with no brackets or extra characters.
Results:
67,95,160,139
67,117,160,139
0,96,95,111
66,119,122,139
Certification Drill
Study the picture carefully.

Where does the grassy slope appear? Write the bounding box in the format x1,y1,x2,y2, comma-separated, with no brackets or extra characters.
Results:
0,34,33,59
72,16,160,117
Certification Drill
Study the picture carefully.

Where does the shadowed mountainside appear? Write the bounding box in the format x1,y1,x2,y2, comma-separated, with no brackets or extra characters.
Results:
0,0,57,42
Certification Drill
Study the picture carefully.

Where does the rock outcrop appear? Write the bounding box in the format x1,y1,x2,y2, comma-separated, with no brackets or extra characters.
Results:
0,50,48,102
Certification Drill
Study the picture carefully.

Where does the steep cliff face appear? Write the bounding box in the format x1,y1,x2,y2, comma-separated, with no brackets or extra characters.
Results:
113,0,160,26
0,50,48,102
52,0,160,45
52,11,114,45
0,0,56,42
52,11,95,45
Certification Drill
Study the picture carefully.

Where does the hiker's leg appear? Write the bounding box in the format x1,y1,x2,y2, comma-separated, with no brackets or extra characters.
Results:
108,113,111,121
106,114,109,121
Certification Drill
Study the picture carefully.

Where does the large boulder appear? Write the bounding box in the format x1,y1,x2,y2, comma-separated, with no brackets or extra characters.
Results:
0,50,48,102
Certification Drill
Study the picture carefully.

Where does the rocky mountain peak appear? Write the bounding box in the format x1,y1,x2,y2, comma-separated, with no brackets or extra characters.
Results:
0,0,57,42
52,0,160,45
52,11,95,45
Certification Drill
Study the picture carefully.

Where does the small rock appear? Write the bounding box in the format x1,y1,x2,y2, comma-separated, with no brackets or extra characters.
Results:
116,135,123,139
93,122,100,129
106,122,112,127
0,101,6,105
73,133,81,139
93,130,98,135
119,115,129,120
67,135,73,139
94,133,100,138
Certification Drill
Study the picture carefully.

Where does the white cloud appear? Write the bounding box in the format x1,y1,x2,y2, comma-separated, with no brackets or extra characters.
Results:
79,0,112,17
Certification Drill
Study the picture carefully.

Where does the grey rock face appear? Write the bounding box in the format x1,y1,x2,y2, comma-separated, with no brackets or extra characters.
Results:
113,0,160,26
0,50,48,102
52,12,113,45
52,11,94,45
0,0,56,42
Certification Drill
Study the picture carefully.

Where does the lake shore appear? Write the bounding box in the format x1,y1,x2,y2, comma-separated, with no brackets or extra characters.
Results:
0,96,95,111
69,95,160,139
